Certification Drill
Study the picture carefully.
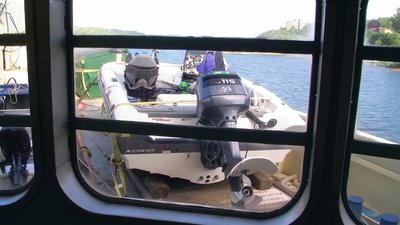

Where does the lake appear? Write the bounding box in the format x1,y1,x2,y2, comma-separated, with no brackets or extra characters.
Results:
150,49,400,143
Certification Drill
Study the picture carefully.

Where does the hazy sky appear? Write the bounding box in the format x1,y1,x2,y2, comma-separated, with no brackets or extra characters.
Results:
72,0,400,38
73,0,316,37
4,0,398,37
367,0,400,19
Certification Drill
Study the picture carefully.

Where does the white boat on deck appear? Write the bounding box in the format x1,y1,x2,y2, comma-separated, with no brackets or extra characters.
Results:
98,50,306,206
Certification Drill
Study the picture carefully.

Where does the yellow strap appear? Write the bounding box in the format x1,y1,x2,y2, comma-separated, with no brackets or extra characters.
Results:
74,68,99,73
111,133,127,197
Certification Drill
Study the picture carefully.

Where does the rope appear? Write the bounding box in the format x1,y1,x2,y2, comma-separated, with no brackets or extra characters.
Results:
6,77,27,104
76,69,100,102
77,157,115,193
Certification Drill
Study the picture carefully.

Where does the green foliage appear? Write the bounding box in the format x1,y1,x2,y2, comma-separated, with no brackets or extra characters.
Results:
378,17,391,29
367,30,400,46
366,8,400,47
74,27,144,35
256,25,312,40
365,8,400,68
390,8,400,33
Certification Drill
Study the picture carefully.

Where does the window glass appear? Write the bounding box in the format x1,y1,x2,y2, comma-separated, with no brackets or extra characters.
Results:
0,46,29,115
355,60,399,144
77,130,304,212
365,0,400,47
73,0,315,40
0,0,25,34
0,126,33,191
346,154,399,224
74,48,310,132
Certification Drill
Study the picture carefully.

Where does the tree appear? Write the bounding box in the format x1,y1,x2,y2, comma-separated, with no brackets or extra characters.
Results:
256,24,312,40
367,19,380,29
368,32,400,46
390,8,400,32
378,17,391,28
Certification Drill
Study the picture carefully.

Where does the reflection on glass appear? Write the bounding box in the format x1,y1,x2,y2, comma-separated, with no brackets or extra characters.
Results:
77,130,304,211
0,46,29,115
347,154,400,224
73,0,315,40
355,60,400,144
0,0,25,34
74,48,310,133
365,1,400,46
0,46,30,115
0,127,33,191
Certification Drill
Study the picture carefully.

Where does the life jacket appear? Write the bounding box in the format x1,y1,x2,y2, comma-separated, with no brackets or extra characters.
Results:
197,52,216,75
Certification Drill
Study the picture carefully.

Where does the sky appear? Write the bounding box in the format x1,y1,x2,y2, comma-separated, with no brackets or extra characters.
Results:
2,0,399,38
73,0,317,37
72,0,400,38
366,0,400,19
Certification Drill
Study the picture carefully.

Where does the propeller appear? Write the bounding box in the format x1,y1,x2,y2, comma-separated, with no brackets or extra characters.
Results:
227,157,278,208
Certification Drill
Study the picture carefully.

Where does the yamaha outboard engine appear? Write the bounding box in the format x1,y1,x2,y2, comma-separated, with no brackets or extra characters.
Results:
197,70,250,170
124,54,159,101
197,71,250,128
197,71,255,207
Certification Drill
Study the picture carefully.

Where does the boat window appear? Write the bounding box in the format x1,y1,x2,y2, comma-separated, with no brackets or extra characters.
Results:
364,0,400,47
346,154,400,224
70,0,315,219
76,129,304,212
0,0,25,34
0,0,33,195
0,126,33,192
354,60,400,144
74,48,310,133
0,46,30,115
344,1,400,223
72,0,315,40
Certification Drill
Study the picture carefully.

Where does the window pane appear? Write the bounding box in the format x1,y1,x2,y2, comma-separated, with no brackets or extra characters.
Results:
0,46,29,115
74,48,310,132
77,130,304,212
73,0,315,40
355,60,400,144
346,154,399,224
0,127,33,191
0,0,25,34
365,0,400,47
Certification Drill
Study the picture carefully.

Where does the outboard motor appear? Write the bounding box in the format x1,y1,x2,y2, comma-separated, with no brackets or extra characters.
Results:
197,71,250,128
124,54,159,101
197,71,255,207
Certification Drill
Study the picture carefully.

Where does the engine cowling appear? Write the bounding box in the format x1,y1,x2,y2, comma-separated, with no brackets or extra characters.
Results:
197,71,250,127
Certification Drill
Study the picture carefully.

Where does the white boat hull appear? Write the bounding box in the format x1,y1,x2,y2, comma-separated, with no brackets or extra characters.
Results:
98,61,306,184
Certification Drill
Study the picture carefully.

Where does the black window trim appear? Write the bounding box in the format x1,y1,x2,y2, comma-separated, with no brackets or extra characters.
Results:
341,0,400,223
66,0,321,220
0,0,41,200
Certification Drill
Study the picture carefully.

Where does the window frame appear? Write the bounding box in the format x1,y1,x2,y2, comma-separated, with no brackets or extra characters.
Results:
66,0,323,219
341,0,400,223
0,0,40,200
47,0,376,224
2,0,391,224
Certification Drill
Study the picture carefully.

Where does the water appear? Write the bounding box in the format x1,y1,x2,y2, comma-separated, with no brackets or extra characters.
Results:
358,64,400,143
150,49,400,143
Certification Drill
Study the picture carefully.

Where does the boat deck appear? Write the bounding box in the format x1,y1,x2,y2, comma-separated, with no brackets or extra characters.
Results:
0,163,34,191
76,98,294,211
